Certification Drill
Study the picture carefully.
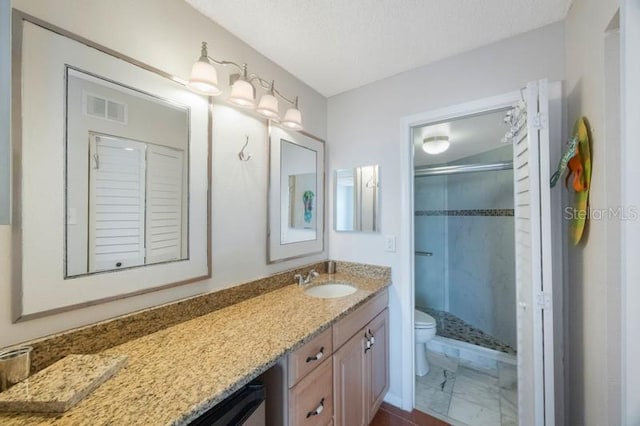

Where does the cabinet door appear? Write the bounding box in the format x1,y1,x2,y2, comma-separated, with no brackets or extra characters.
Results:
367,309,389,420
333,329,368,426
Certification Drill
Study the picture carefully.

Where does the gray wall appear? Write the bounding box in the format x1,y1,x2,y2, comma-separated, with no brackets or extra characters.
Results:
565,0,622,424
328,22,565,405
415,146,516,347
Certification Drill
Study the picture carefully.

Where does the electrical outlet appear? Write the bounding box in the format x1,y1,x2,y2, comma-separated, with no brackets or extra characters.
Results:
384,235,396,252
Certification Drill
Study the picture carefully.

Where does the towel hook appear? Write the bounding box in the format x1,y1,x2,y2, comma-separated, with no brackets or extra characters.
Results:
238,135,251,161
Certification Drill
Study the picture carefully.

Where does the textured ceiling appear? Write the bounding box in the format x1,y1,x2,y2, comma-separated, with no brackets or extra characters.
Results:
186,0,570,97
413,109,510,166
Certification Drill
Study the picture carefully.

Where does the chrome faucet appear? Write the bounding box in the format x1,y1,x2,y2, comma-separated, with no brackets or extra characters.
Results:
294,269,319,286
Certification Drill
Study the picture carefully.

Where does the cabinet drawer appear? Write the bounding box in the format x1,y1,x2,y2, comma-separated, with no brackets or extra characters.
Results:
288,327,333,387
333,289,388,349
289,358,333,426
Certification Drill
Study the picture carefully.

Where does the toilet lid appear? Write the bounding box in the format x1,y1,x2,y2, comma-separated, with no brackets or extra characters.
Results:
415,309,436,328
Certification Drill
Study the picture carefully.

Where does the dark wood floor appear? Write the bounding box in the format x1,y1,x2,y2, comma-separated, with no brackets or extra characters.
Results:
371,402,450,426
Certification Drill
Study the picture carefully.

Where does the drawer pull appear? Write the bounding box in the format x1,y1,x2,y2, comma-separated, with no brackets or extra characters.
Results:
306,398,325,418
305,347,324,363
368,329,375,346
364,332,372,353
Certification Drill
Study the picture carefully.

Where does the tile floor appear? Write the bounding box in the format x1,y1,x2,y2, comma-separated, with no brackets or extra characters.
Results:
415,350,518,426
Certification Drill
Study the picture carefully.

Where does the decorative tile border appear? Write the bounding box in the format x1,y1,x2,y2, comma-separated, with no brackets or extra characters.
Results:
415,209,514,217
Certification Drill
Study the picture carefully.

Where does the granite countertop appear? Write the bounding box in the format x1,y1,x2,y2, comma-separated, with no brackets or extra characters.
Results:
0,272,390,425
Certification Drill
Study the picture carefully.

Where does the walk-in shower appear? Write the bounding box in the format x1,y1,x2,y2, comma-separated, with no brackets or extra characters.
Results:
413,111,517,355
411,104,523,426
415,153,516,354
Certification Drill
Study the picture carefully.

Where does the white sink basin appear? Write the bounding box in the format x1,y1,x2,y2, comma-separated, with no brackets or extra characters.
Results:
304,283,357,299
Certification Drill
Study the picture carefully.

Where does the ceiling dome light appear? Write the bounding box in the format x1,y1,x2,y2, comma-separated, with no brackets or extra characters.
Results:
188,42,221,96
422,136,450,155
281,96,303,130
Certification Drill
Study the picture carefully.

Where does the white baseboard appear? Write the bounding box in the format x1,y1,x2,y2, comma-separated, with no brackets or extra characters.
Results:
383,391,402,409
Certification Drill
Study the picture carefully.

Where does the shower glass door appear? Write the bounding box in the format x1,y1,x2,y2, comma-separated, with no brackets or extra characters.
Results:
414,175,446,312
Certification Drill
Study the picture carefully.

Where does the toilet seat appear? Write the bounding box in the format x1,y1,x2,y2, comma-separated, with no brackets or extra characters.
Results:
415,309,436,329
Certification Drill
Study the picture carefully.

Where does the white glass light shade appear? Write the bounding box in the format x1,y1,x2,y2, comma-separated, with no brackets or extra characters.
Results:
188,60,221,96
228,79,255,108
422,136,450,155
256,93,279,119
281,107,303,130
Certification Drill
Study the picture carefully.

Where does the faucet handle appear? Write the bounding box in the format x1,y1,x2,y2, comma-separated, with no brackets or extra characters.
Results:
305,269,319,282
294,273,304,285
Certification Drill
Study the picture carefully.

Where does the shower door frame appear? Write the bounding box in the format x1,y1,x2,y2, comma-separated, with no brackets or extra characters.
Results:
399,86,564,425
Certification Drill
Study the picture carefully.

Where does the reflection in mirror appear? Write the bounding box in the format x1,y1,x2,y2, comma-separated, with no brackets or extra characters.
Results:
66,68,189,277
281,140,317,244
334,165,380,232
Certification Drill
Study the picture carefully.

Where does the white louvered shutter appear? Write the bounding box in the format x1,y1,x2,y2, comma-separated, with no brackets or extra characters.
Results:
514,79,558,426
145,144,184,264
89,134,146,272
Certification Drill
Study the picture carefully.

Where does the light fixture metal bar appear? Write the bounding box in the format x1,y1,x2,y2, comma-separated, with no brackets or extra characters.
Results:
414,161,513,177
206,56,244,73
248,74,297,105
201,40,298,106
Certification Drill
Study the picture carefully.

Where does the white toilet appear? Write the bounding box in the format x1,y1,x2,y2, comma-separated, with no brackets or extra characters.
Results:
414,309,437,376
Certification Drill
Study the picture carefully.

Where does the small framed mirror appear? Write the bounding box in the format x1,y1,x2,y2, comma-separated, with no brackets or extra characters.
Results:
268,125,324,263
334,165,380,232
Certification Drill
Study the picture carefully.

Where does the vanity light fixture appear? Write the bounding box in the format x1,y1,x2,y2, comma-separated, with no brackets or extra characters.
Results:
281,96,303,131
255,81,280,119
422,135,450,155
188,42,303,130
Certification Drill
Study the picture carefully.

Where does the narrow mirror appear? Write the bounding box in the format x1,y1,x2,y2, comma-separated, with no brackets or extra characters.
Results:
268,125,324,263
334,165,380,232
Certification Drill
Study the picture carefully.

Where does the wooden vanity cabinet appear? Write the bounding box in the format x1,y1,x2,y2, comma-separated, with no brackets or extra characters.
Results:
367,309,389,417
262,328,335,426
333,308,389,426
289,357,334,425
261,289,388,426
333,327,368,425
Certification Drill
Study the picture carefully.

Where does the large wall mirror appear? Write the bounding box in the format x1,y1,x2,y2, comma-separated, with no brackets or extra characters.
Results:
268,125,324,263
12,13,211,320
334,165,380,232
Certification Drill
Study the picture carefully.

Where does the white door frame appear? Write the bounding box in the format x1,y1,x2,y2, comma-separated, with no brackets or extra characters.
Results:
621,1,640,424
399,90,523,411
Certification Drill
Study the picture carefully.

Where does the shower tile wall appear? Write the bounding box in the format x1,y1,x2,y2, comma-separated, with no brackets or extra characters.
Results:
415,175,446,311
415,146,516,348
